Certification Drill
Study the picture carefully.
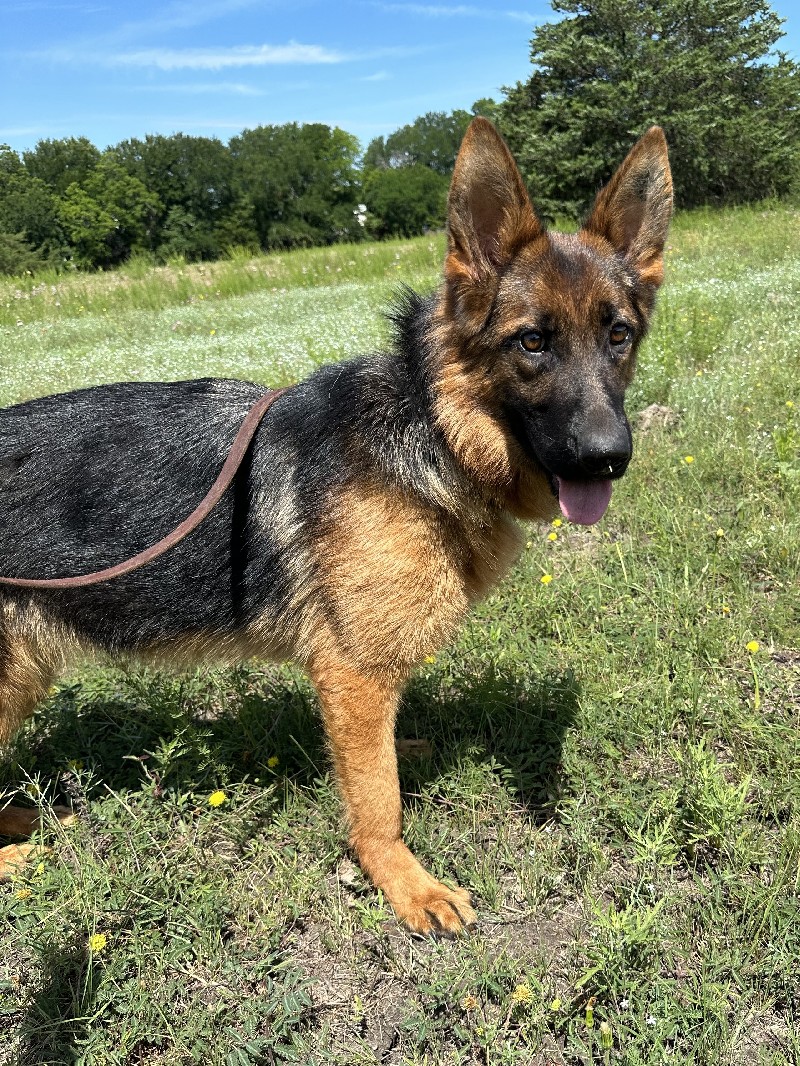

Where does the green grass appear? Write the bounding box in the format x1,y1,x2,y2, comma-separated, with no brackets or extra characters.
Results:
2,204,800,1065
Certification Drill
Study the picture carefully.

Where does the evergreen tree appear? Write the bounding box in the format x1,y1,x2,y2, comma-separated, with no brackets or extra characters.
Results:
500,0,800,216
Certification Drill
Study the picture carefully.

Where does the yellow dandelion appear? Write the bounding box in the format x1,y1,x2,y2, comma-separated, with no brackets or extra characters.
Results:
511,983,534,1005
715,528,725,539
88,933,107,954
207,790,227,807
267,756,279,769
746,640,760,654
540,574,553,585
550,998,562,1011
722,604,731,614
424,654,436,664
525,540,533,549
684,455,695,464
15,889,32,901
547,532,558,542
787,401,795,409
210,328,216,336
461,993,478,1011
552,518,562,528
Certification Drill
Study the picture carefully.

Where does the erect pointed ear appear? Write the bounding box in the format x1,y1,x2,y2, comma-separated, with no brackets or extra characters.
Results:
445,117,543,290
582,126,673,288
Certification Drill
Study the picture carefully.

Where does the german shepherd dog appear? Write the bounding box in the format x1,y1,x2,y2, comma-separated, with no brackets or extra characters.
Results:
0,120,671,933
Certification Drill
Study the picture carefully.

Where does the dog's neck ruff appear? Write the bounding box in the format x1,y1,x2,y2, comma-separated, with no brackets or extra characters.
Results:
0,387,288,589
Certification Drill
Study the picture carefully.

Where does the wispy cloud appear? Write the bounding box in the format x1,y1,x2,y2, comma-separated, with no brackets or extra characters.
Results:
37,42,346,71
373,3,538,20
361,70,391,81
104,0,265,41
135,81,266,95
33,41,427,70
0,125,55,137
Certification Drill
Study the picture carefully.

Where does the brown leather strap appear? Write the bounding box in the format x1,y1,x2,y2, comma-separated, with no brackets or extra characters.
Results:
0,387,287,589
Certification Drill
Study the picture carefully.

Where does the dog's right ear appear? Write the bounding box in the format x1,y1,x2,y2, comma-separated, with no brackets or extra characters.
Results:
445,118,543,296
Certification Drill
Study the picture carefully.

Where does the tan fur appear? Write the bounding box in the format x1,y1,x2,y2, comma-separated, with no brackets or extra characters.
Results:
320,482,471,679
308,653,476,933
0,613,78,876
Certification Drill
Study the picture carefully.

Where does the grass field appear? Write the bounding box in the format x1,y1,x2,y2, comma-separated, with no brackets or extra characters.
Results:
1,204,799,1065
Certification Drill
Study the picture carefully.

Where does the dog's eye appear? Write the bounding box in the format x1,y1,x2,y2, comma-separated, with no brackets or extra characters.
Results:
610,322,630,345
519,330,545,354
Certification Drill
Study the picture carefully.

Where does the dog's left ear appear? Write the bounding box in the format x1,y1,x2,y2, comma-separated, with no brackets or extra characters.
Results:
582,126,673,289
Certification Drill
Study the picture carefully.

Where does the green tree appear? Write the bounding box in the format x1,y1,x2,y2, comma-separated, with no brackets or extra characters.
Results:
111,133,234,258
0,144,23,178
0,169,64,259
82,156,162,264
384,110,471,174
363,164,448,238
229,123,362,249
500,0,800,216
364,104,496,176
0,232,49,276
23,137,101,197
58,184,117,269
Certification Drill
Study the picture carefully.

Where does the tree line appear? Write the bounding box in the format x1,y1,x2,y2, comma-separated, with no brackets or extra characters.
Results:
1,0,797,276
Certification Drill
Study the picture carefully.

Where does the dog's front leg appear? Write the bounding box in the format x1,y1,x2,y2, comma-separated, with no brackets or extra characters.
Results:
310,654,475,935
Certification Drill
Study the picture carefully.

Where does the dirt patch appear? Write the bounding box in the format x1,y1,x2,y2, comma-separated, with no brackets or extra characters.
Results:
282,887,586,1063
636,403,679,434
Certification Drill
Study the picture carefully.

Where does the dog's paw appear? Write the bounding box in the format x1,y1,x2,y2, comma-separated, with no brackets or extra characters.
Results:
395,881,477,936
358,839,477,935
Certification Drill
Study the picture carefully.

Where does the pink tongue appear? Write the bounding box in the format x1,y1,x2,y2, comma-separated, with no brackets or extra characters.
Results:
555,478,613,525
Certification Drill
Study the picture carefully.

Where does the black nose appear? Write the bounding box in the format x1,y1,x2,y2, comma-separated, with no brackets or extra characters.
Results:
577,429,631,478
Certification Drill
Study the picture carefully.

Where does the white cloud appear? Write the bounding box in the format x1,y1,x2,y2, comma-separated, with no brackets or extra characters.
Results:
105,0,265,41
135,80,266,95
374,3,538,20
32,41,427,71
361,70,391,81
109,42,346,70
31,41,346,71
0,125,53,137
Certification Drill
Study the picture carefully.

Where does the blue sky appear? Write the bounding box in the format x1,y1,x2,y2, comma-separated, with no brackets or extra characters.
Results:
2,0,799,155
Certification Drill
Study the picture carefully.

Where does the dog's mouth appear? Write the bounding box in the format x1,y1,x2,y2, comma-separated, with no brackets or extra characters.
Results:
550,475,614,526
502,401,628,525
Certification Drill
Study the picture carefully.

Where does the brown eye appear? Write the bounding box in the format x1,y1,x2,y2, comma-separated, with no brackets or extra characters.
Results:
610,322,630,345
519,329,545,353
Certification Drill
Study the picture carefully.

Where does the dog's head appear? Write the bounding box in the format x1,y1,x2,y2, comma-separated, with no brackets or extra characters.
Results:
433,118,672,524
